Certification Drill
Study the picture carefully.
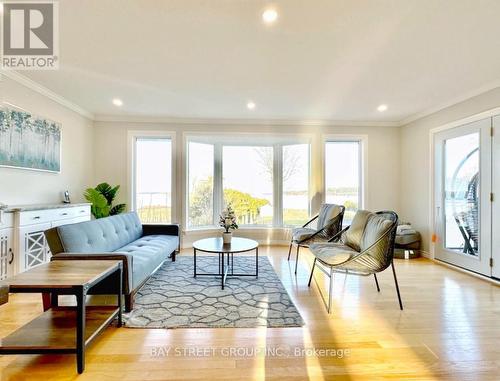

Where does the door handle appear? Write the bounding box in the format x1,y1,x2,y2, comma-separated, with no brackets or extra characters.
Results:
8,248,13,264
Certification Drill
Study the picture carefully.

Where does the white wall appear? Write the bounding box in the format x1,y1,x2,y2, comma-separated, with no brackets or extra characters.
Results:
401,87,500,254
93,120,401,247
0,75,94,205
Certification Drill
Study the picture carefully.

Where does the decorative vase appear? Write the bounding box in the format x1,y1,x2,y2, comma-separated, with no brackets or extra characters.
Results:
223,232,232,244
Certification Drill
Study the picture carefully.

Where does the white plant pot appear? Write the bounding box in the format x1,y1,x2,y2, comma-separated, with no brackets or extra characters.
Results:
222,232,232,244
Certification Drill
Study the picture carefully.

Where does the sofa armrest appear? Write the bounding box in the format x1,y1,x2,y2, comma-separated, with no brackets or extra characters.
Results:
142,223,180,237
51,252,133,294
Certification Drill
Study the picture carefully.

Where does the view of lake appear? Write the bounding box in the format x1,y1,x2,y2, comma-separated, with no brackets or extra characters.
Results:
137,191,359,225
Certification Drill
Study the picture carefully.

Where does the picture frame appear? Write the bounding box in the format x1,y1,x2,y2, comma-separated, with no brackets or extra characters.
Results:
0,103,62,173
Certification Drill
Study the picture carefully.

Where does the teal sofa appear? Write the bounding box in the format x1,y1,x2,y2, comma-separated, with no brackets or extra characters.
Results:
45,212,179,311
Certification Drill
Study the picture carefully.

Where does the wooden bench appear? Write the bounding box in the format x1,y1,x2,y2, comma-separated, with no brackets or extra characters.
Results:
0,285,8,306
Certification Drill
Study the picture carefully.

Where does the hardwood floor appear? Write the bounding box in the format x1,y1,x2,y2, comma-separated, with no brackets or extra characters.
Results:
1,246,499,380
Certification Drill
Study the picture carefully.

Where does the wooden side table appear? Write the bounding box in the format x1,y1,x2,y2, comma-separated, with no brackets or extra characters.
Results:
0,260,122,374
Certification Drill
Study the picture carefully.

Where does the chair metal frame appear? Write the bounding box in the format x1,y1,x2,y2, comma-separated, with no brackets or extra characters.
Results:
287,205,345,275
307,211,403,313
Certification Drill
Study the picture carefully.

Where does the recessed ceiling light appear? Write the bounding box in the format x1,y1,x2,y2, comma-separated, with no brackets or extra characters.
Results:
247,101,256,110
377,104,388,112
262,9,278,24
112,98,123,107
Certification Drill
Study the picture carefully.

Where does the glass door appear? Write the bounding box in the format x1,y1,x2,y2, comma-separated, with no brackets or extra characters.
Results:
434,118,492,275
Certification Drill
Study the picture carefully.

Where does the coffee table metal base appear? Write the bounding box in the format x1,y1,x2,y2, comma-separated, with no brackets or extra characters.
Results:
193,249,258,290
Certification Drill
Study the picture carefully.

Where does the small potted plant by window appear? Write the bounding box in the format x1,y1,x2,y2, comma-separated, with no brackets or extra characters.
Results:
219,204,238,244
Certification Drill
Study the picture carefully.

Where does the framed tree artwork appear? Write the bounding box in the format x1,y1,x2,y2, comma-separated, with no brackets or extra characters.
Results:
0,104,62,173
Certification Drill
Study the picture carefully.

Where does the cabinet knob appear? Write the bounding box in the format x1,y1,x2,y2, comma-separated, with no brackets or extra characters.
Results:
33,216,41,220
61,212,68,216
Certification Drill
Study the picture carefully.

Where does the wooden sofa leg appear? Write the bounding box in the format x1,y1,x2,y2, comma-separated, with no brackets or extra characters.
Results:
171,251,177,262
125,294,134,312
42,292,52,311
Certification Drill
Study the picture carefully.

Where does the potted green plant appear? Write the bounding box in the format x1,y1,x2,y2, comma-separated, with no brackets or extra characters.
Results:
84,182,126,219
219,204,238,244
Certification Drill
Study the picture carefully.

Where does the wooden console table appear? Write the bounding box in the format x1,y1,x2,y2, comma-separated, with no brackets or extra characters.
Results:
0,260,122,373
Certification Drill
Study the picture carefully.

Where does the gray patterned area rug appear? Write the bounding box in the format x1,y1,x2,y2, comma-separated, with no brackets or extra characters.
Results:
123,255,304,328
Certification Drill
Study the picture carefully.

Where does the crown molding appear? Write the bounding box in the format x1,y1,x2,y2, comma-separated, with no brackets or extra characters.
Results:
93,114,401,127
399,80,500,126
4,70,500,128
0,70,94,120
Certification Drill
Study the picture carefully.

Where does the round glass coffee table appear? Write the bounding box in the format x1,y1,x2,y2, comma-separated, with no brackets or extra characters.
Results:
193,237,259,290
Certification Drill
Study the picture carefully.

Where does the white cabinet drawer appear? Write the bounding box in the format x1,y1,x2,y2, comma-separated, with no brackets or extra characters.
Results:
53,208,73,219
70,205,91,218
19,206,91,226
18,209,55,226
0,212,14,229
55,205,91,220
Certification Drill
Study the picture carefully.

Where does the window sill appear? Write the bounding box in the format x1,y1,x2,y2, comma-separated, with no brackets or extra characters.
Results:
184,225,295,233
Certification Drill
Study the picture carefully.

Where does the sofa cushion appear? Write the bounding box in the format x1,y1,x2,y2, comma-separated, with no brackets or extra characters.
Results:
317,204,343,230
56,212,143,253
395,232,420,245
309,242,357,266
344,210,372,251
291,227,316,243
360,214,393,251
116,235,179,289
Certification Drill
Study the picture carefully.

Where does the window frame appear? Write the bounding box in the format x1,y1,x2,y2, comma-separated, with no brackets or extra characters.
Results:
184,133,313,231
128,131,177,224
322,135,367,213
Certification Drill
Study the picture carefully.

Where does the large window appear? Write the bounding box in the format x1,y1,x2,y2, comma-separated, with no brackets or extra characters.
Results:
134,137,172,223
283,144,310,226
186,137,311,229
223,146,274,225
187,142,214,227
325,140,362,224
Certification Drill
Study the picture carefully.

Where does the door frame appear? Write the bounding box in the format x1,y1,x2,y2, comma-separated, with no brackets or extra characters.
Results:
433,119,491,275
492,116,500,279
428,107,500,278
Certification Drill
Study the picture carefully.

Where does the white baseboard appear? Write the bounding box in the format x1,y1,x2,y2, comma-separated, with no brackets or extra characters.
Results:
432,258,500,286
419,249,432,259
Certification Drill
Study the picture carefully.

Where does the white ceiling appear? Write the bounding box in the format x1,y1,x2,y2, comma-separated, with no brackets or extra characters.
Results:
16,0,500,123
